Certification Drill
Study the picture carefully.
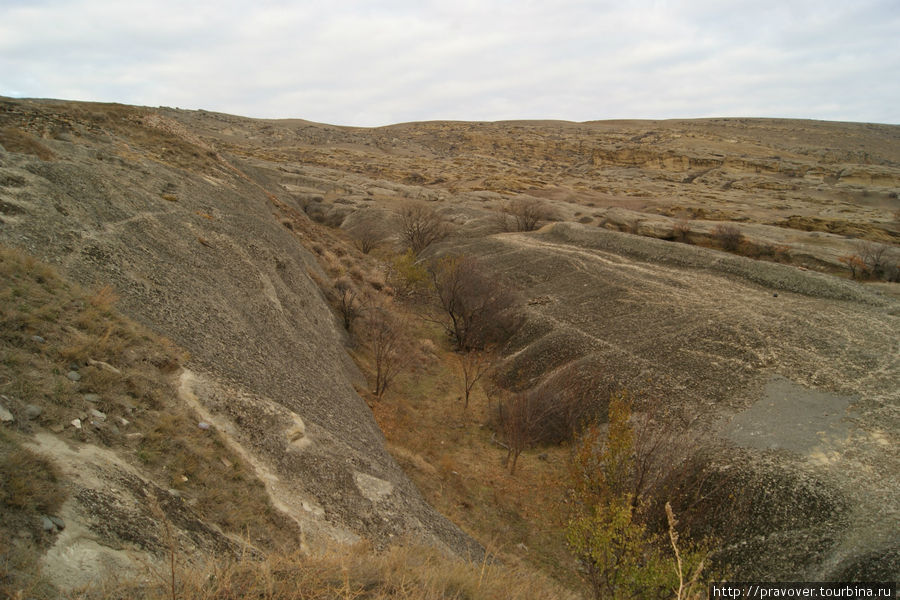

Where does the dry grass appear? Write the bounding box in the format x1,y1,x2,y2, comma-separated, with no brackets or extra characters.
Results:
69,543,574,600
0,127,55,160
0,429,68,598
367,318,580,592
0,432,66,513
273,212,582,592
0,244,299,596
194,199,581,594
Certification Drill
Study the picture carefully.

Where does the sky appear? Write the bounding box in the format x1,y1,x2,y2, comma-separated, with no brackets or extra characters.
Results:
1,0,898,127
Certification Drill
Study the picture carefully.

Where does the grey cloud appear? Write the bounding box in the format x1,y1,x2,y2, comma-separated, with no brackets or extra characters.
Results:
0,0,897,124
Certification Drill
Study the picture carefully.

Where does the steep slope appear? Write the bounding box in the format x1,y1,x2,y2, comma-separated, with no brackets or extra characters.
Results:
0,98,480,591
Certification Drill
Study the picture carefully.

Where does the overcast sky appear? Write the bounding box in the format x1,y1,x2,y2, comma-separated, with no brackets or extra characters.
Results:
1,0,898,126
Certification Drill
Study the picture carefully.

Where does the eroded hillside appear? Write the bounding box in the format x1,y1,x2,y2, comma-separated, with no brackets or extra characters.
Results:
0,97,482,595
1,96,898,593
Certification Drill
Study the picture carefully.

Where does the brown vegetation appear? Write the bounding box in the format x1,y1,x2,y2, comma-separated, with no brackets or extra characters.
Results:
456,349,492,409
496,197,556,232
0,244,298,597
712,224,743,252
333,276,361,331
65,543,571,600
839,242,900,281
364,304,411,398
672,220,692,243
427,255,521,351
397,202,450,255
353,227,387,254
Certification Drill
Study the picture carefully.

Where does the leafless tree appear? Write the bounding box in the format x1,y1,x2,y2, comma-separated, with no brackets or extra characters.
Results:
491,210,514,233
427,255,521,351
501,197,554,232
363,304,410,398
839,254,868,279
396,202,449,255
352,228,386,254
457,348,492,408
498,388,558,474
858,241,891,280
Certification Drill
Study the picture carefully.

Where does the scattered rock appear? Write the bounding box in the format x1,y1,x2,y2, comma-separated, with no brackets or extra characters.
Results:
25,404,42,419
31,334,46,343
90,409,107,422
49,423,65,433
49,516,66,530
41,516,56,532
197,421,210,430
117,416,130,427
66,370,82,382
220,457,233,468
0,404,14,423
83,393,101,403
70,418,82,430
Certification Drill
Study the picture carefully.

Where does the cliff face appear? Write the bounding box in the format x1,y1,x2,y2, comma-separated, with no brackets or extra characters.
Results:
0,98,479,590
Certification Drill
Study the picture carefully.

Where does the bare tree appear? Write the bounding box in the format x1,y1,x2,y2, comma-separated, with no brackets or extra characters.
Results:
427,255,521,351
498,388,557,474
396,202,449,255
352,228,386,254
839,254,868,279
501,197,554,232
363,304,410,398
491,210,514,233
858,241,890,280
457,348,492,408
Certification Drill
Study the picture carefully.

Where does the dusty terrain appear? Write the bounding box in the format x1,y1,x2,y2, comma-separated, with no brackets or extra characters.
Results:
440,223,898,579
0,97,481,593
1,96,898,590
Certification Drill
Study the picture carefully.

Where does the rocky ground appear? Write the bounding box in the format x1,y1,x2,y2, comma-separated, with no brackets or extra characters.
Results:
1,96,898,587
0,97,482,593
441,223,898,579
